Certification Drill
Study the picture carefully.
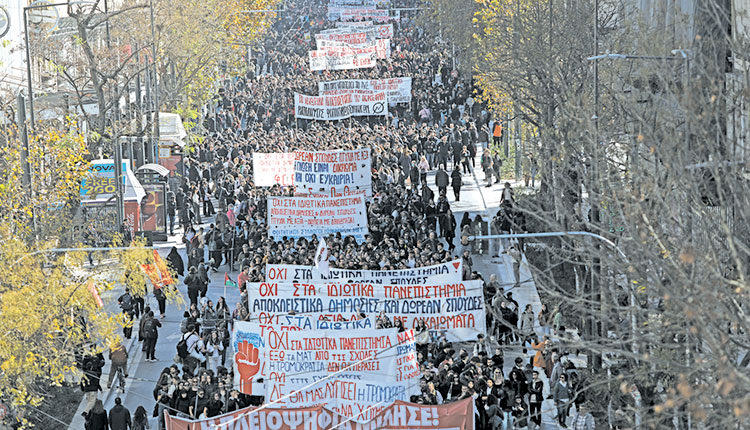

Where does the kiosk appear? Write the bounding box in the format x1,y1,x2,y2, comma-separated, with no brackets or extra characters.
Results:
135,163,170,242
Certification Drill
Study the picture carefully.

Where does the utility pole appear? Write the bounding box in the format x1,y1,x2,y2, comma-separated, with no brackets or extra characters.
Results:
150,0,160,164
113,134,125,228
512,0,521,181
590,0,603,370
23,7,34,126
17,95,32,193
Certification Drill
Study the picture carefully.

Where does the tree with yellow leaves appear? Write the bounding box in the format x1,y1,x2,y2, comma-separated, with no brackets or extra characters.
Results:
0,120,181,426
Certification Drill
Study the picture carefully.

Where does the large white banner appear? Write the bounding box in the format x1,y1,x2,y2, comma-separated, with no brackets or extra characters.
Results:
246,280,486,342
327,6,391,22
319,77,413,104
333,23,394,40
252,152,296,187
309,45,376,71
316,30,376,47
267,195,368,241
294,92,387,121
266,259,463,284
293,148,371,196
232,322,420,409
316,39,390,59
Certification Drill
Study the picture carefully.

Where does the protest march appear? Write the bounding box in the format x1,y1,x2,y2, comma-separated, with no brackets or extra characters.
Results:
77,0,574,429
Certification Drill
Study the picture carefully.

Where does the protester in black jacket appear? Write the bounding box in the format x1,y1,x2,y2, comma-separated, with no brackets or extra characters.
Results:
451,168,463,201
108,397,132,430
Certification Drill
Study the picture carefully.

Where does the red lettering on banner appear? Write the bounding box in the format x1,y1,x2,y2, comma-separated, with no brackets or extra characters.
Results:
259,283,278,297
267,267,287,281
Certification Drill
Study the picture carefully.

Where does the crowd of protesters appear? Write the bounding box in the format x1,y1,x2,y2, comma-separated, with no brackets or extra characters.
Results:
77,0,597,429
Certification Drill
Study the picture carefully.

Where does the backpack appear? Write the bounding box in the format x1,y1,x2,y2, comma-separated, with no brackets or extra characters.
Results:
119,293,133,311
143,317,155,337
176,335,190,359
111,346,128,365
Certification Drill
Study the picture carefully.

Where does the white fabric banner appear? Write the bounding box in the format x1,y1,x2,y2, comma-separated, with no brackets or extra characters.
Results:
316,30,375,47
332,23,393,39
327,6,391,22
232,322,420,408
315,39,390,59
319,77,412,103
294,92,387,121
252,152,296,187
293,148,372,196
309,45,377,71
246,280,486,342
266,259,463,285
267,195,368,241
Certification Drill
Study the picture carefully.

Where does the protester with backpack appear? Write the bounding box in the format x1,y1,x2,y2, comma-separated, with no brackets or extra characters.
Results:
142,310,162,362
177,325,204,376
118,288,135,339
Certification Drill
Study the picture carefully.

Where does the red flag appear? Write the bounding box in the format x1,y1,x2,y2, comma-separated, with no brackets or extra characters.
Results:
141,263,163,290
87,280,103,308
153,250,175,286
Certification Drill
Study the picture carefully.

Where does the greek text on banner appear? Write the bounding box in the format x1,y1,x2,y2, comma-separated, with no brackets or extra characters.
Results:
295,91,388,120
294,148,371,196
246,280,487,342
267,195,368,242
163,397,476,430
266,259,463,285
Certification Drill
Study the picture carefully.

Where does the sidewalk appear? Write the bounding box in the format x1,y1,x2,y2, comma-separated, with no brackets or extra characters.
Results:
453,159,564,428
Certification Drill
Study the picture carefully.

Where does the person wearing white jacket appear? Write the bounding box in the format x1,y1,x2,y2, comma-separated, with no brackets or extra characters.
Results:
205,330,225,373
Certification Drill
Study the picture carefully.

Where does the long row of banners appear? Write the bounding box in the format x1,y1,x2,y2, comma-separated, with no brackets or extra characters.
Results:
309,20,392,71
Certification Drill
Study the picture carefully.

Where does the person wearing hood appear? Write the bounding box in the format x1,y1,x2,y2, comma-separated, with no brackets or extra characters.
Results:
166,247,184,278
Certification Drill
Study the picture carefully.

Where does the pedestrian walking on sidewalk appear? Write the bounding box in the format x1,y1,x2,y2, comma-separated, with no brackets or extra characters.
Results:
184,267,201,307
500,182,515,208
528,370,544,429
520,304,535,351
133,405,150,430
109,397,132,430
118,288,135,339
79,352,104,413
481,148,494,187
570,402,595,430
508,244,522,286
143,310,162,362
451,168,463,201
435,164,449,196
553,374,572,428
539,304,551,336
83,399,108,430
